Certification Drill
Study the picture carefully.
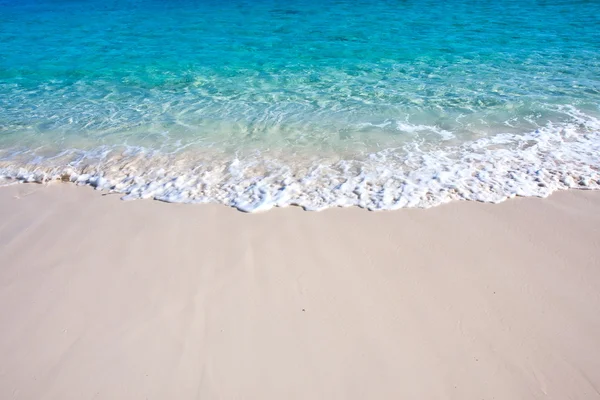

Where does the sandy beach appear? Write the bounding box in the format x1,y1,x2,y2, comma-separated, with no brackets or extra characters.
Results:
1,184,599,399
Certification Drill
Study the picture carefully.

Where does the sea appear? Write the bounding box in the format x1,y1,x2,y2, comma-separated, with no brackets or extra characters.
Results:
1,0,599,211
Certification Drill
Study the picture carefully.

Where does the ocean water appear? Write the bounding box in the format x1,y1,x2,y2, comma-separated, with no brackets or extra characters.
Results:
1,0,600,211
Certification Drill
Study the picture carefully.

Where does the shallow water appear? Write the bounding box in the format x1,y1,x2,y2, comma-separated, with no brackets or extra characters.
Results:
1,0,600,210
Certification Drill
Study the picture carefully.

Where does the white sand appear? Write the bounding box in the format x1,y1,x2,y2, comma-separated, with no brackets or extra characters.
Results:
1,184,600,399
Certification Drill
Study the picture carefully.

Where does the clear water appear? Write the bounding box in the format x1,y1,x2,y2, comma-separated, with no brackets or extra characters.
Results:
1,0,600,210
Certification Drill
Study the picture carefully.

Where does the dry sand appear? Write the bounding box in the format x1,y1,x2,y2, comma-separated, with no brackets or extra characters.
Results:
0,183,599,399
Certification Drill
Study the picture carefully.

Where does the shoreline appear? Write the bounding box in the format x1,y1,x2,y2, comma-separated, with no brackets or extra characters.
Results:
2,105,600,212
1,184,600,399
2,178,600,212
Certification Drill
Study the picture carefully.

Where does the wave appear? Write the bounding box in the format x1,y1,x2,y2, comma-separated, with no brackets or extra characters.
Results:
1,106,599,212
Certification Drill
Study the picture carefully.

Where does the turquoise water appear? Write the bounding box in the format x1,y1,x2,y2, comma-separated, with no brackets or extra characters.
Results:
1,0,600,210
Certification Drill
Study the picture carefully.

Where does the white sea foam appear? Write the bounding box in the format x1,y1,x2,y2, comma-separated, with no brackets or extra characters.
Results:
1,106,599,212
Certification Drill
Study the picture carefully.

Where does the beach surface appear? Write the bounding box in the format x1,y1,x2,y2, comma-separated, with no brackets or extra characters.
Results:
1,184,599,400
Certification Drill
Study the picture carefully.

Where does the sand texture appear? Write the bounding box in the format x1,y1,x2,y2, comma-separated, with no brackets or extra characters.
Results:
1,184,599,399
